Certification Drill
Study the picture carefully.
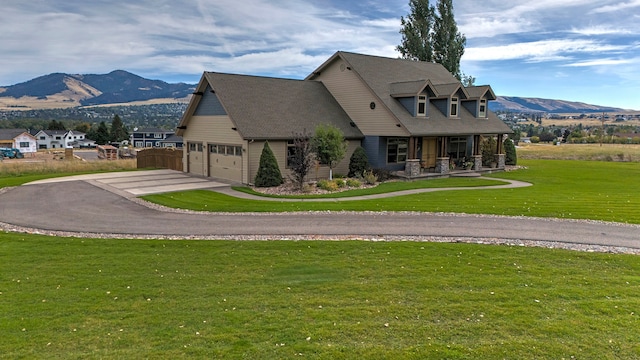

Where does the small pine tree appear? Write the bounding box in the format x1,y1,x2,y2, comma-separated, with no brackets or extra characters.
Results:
504,138,517,165
254,142,283,187
348,146,370,178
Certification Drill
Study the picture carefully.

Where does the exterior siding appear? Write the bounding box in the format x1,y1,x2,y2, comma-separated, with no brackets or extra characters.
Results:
247,139,361,185
314,59,406,136
181,115,247,182
398,97,415,116
432,99,448,116
362,135,406,171
462,100,477,117
193,86,227,116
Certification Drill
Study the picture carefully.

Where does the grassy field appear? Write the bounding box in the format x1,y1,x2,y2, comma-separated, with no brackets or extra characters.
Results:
143,159,640,224
2,234,640,359
0,158,136,188
518,143,640,162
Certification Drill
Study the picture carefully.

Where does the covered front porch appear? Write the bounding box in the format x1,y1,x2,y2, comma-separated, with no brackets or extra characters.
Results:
401,134,506,179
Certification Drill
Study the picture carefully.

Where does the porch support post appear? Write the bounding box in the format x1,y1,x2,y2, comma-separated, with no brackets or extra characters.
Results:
408,137,416,159
435,136,450,174
473,135,482,170
494,134,505,169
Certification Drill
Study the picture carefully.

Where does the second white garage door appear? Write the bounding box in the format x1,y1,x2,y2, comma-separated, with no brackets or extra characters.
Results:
208,144,242,183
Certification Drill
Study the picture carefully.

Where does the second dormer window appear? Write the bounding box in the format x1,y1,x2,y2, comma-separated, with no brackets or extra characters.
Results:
450,97,458,117
417,95,427,116
479,99,486,117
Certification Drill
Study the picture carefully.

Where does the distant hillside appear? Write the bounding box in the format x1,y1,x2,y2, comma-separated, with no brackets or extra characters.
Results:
0,70,627,114
0,70,195,109
489,96,624,113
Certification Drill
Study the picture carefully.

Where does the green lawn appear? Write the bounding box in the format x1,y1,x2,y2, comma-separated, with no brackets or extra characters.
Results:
143,160,640,224
3,159,640,358
2,234,640,359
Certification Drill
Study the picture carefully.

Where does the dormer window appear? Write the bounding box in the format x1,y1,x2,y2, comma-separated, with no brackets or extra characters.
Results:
450,97,458,117
479,99,486,118
417,95,427,116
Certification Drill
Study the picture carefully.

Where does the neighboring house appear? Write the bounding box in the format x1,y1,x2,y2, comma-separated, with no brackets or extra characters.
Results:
34,130,90,149
177,51,512,184
0,128,37,153
159,134,184,149
130,128,175,148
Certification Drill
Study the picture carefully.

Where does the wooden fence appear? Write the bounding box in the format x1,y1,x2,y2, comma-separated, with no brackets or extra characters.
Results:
136,148,183,171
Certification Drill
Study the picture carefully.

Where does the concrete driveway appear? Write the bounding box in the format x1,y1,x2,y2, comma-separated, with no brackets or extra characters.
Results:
1,170,639,249
25,169,230,197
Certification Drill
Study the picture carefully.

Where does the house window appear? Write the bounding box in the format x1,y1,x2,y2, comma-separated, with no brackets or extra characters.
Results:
417,95,427,116
39,136,45,140
55,136,62,140
449,137,467,159
450,97,458,117
19,142,29,148
387,138,408,163
154,133,163,139
479,99,486,117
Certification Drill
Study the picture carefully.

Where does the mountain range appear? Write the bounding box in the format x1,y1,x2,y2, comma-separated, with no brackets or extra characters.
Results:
0,70,626,113
0,70,194,109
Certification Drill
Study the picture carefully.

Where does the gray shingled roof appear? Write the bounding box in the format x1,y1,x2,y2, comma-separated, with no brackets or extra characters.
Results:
317,52,512,136
203,72,363,140
0,128,29,140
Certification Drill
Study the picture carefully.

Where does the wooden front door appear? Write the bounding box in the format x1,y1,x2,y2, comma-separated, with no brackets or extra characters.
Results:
421,137,437,168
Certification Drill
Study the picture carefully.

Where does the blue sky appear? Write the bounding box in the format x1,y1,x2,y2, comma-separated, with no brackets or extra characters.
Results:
1,0,639,109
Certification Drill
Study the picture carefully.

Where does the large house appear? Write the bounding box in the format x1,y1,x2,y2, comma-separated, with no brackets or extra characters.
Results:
33,129,93,149
130,127,176,148
176,51,512,184
0,128,37,153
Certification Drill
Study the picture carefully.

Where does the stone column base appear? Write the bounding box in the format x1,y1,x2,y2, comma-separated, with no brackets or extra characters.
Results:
435,157,450,174
473,155,482,171
404,159,420,177
494,154,506,169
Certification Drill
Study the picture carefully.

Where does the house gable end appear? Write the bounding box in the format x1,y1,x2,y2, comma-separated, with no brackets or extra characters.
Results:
193,84,227,116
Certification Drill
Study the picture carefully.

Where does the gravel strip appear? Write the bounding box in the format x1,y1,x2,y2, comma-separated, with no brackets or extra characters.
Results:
1,190,639,255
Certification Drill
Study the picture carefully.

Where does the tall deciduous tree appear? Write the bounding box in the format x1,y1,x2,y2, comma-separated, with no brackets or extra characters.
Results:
312,124,347,180
397,0,435,62
397,0,467,80
432,0,466,80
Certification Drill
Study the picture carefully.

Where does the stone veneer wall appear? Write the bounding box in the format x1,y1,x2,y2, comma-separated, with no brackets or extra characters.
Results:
435,157,450,174
404,159,420,177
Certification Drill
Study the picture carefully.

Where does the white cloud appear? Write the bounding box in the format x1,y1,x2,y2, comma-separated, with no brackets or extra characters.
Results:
564,58,634,67
591,0,640,13
465,39,629,62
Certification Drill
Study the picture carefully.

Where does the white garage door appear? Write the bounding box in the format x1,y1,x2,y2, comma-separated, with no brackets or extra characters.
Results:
208,144,242,182
187,142,205,176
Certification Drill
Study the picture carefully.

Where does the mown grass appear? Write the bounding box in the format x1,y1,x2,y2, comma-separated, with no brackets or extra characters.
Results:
2,234,640,359
0,159,136,188
143,160,640,224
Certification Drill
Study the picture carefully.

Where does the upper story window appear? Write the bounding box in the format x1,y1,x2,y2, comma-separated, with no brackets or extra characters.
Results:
417,95,427,116
154,133,163,139
479,99,486,118
450,97,459,117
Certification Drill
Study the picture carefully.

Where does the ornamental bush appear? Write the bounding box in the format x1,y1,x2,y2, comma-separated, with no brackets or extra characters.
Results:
504,138,517,165
348,146,370,178
254,142,283,187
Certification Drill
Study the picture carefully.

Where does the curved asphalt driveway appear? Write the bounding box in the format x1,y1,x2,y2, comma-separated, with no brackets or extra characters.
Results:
1,171,639,248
